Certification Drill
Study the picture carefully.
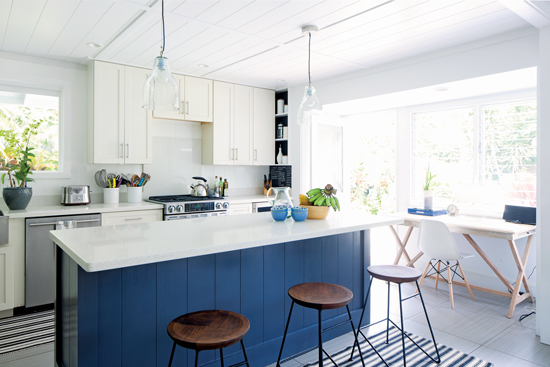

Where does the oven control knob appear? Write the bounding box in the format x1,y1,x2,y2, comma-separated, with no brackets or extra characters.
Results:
223,202,229,209
215,202,222,210
168,205,175,213
176,205,184,213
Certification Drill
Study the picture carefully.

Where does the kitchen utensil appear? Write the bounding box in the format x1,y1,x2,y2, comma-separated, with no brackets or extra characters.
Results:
190,176,209,197
100,169,107,188
94,171,103,187
61,185,91,205
266,187,293,217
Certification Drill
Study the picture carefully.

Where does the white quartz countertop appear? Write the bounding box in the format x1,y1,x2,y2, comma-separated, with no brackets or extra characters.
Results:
50,211,403,272
1,201,163,219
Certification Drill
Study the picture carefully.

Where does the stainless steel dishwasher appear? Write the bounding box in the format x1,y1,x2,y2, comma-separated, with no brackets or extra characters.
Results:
25,214,101,308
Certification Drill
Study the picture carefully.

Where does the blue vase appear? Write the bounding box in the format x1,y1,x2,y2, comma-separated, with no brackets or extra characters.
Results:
3,187,33,210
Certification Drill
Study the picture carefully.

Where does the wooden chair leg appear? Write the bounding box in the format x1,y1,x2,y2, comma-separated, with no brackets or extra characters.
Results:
447,262,454,309
458,261,474,300
416,261,431,294
435,261,441,290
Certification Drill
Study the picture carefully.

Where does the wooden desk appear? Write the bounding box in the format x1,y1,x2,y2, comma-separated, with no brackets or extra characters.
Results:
389,213,536,318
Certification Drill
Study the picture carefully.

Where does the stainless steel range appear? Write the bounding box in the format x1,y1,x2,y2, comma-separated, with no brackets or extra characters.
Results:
147,195,229,221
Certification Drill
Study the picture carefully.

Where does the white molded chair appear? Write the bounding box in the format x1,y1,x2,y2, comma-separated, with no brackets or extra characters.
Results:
417,219,475,308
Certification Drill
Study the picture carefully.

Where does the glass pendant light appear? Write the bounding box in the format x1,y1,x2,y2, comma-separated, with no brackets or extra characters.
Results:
297,25,322,126
142,0,178,111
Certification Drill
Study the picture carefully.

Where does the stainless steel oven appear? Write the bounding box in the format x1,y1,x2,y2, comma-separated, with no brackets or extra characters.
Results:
146,195,229,221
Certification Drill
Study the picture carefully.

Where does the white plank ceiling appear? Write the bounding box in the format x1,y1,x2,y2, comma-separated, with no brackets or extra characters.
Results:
0,0,540,89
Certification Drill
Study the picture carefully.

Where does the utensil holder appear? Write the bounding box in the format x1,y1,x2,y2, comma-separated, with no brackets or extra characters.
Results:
127,187,143,203
103,188,119,204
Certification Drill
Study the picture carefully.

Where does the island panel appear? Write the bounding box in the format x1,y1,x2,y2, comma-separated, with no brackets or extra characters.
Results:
55,231,370,367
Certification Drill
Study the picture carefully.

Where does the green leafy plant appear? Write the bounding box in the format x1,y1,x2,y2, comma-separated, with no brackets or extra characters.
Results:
0,120,42,187
423,165,437,191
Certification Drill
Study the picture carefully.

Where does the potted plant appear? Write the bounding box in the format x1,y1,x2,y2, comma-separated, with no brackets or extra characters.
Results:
0,120,42,210
423,165,437,210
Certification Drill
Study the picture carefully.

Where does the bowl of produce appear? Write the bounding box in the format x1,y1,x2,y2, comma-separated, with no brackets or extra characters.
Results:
300,184,341,220
291,206,308,221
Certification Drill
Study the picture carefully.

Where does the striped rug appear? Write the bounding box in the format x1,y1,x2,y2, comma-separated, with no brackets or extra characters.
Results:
0,310,54,355
303,326,493,367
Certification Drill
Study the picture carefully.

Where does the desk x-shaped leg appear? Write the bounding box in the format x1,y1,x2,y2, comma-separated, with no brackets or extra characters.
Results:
390,226,415,267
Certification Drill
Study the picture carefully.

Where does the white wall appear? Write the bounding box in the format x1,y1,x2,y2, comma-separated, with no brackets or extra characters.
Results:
289,28,545,333
0,51,267,206
536,25,550,344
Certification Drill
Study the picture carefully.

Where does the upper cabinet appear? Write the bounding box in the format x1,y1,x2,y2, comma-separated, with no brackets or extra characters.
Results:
253,88,275,165
202,82,274,166
153,75,213,123
88,61,152,164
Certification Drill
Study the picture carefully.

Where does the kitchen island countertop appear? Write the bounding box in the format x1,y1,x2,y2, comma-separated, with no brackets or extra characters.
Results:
50,211,402,272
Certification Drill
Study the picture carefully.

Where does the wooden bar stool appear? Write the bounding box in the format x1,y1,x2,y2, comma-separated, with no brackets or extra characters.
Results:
276,282,368,367
350,265,440,367
167,310,250,367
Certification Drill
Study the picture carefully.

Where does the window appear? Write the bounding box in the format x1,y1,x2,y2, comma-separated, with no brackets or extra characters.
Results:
0,90,59,172
411,99,536,211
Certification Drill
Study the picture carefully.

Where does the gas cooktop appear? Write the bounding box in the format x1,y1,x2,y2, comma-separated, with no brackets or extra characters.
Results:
147,195,225,203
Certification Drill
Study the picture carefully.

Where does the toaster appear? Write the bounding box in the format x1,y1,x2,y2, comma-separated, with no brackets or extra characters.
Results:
61,185,91,205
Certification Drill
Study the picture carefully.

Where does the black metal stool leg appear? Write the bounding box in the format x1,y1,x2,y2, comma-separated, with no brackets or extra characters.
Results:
346,305,365,367
398,284,407,367
220,348,224,367
386,281,391,344
318,310,323,367
241,340,250,367
167,341,176,367
349,277,373,360
276,301,295,367
416,280,441,363
195,350,199,367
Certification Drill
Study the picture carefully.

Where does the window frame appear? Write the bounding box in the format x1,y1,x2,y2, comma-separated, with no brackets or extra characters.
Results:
0,82,70,178
400,88,536,215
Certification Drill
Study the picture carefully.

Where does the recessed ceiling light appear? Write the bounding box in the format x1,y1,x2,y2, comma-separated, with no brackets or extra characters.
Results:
198,64,210,68
87,43,103,48
434,87,449,92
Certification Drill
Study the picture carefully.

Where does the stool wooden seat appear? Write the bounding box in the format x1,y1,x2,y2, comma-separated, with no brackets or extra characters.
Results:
167,310,250,367
288,282,353,310
367,265,422,284
277,282,367,367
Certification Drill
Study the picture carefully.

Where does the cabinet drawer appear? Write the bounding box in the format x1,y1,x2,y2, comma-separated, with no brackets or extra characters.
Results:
102,210,162,226
228,203,252,215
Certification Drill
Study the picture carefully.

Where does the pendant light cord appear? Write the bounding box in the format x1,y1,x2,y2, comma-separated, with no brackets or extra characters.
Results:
160,0,165,57
308,32,312,86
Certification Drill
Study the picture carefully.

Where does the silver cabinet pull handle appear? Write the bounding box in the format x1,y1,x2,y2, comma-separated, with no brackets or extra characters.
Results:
28,219,100,227
126,143,129,158
125,217,143,221
120,143,124,158
186,101,189,114
181,101,185,114
236,148,238,160
255,149,257,161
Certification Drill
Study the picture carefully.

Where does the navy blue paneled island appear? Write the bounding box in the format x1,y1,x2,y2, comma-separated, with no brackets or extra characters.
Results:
50,212,402,367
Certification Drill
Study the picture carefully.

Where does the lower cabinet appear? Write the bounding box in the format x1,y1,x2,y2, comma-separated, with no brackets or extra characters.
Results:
102,209,162,226
0,246,14,312
228,203,252,215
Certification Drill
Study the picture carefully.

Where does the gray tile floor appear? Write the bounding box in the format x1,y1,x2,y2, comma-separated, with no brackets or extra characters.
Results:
0,277,547,367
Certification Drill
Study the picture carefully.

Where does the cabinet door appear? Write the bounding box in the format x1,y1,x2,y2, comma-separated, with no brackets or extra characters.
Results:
253,88,275,165
93,61,125,164
152,74,185,120
0,246,14,311
101,210,163,226
233,85,254,165
212,81,234,165
185,76,213,122
124,66,153,164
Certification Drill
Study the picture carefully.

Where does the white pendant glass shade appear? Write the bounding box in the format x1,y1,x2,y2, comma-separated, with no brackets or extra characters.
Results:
297,85,322,126
142,56,179,111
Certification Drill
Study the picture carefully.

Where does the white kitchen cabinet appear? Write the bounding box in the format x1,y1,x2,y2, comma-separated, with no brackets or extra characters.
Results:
153,75,213,123
0,246,14,312
88,61,152,164
202,81,254,165
228,203,252,215
253,88,275,165
101,209,162,226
